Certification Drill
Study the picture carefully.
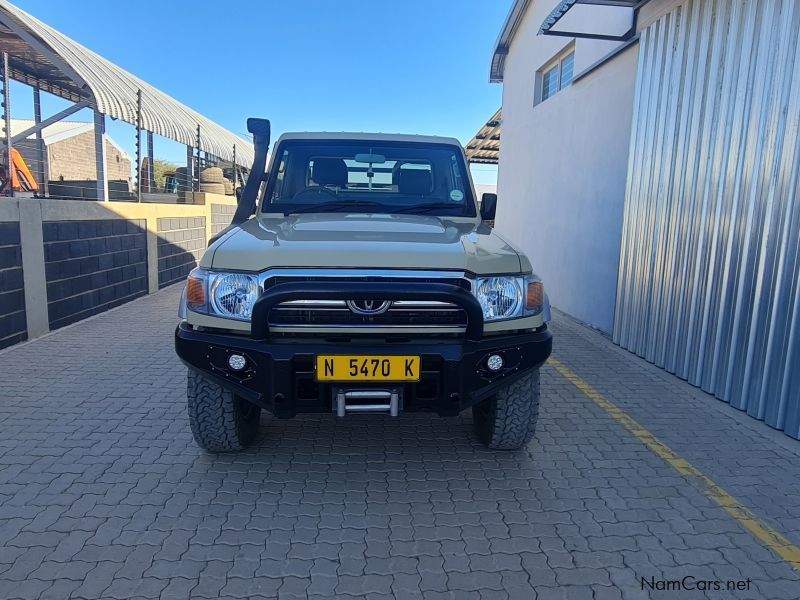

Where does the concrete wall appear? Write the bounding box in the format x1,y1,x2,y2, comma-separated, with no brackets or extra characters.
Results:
0,193,237,345
0,220,25,349
494,0,639,333
211,203,236,236
157,217,207,288
43,219,148,330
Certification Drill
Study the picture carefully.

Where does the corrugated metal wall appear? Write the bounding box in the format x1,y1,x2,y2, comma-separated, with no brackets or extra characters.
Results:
614,0,800,439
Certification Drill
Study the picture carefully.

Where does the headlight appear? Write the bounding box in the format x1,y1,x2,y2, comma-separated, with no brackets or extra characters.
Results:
210,273,260,320
184,268,260,321
472,275,545,321
474,277,523,320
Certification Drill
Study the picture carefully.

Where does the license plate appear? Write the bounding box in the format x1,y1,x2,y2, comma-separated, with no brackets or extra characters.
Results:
316,355,420,382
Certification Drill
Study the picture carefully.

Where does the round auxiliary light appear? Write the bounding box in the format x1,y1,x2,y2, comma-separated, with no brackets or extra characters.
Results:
227,354,247,372
486,354,504,372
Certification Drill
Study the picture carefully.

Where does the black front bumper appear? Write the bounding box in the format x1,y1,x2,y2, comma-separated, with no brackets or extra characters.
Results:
175,323,552,417
175,279,552,417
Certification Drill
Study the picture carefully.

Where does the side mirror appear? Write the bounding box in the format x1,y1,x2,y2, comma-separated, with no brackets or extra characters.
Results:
480,193,497,221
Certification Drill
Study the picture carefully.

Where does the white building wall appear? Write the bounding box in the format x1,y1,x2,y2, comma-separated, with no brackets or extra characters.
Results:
494,0,639,333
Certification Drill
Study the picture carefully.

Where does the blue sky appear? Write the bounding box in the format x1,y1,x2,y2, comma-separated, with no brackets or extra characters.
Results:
9,0,508,184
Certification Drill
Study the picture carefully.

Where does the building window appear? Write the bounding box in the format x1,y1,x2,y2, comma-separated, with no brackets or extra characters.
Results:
537,49,575,104
560,52,574,87
541,64,559,101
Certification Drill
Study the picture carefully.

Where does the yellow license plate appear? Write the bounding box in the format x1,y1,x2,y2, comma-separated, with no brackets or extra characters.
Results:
316,355,420,382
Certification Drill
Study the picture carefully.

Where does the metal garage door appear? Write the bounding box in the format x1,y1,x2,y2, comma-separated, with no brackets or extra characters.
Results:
614,0,800,438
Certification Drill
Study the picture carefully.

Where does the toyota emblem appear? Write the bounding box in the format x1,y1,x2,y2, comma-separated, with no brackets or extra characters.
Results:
346,299,392,315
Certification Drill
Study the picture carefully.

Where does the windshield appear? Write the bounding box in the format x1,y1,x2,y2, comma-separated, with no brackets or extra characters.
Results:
261,139,476,217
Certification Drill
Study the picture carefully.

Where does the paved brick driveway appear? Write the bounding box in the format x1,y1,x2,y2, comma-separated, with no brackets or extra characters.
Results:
1,285,799,599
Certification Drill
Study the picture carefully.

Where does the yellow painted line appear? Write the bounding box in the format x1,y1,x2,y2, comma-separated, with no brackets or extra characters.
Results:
549,357,800,570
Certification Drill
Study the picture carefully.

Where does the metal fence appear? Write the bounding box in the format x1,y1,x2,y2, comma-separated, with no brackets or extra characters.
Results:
614,0,800,439
0,93,244,204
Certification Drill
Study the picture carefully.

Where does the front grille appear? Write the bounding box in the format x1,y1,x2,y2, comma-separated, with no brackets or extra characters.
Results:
269,300,467,327
262,272,471,332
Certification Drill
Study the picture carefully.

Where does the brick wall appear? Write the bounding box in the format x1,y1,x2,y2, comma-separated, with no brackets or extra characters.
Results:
16,131,133,184
16,131,132,200
0,222,26,349
211,203,236,236
43,219,148,330
157,217,206,288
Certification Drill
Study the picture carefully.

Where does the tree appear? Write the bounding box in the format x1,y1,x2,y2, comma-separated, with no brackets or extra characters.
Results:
152,159,177,191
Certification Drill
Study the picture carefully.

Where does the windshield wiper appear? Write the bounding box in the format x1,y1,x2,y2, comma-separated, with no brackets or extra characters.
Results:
393,202,465,215
287,200,387,214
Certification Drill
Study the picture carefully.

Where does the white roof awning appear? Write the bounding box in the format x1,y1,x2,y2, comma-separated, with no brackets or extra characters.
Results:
539,0,645,41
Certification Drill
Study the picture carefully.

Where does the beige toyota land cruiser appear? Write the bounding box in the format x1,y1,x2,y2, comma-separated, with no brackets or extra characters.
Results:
175,119,552,452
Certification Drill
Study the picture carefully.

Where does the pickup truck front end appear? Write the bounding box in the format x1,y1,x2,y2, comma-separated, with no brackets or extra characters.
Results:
176,268,552,421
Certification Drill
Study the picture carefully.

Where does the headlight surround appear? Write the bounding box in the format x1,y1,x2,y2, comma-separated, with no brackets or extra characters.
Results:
472,275,544,321
184,268,260,321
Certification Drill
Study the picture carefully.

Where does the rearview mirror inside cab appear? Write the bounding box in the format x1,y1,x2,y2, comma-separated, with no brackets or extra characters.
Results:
480,193,497,221
354,153,386,164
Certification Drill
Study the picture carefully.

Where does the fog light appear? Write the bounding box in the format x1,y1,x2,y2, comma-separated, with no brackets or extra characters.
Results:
227,354,247,371
487,354,504,372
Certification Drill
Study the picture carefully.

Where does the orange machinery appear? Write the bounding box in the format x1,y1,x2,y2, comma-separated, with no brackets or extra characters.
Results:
1,148,39,193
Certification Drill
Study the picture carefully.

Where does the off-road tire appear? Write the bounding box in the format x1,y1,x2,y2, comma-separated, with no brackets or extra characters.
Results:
187,370,260,452
199,166,225,183
199,182,226,195
472,368,540,450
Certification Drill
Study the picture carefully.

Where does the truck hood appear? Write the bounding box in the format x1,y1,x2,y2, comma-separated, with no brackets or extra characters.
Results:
204,214,528,274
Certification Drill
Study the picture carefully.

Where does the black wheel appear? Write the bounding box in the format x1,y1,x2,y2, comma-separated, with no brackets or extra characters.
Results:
187,370,261,452
472,369,540,450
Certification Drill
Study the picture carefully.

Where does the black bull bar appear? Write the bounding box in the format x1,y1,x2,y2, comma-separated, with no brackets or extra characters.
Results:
250,281,485,340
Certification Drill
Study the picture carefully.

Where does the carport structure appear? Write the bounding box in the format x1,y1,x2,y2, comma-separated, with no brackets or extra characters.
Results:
0,0,253,201
465,108,501,165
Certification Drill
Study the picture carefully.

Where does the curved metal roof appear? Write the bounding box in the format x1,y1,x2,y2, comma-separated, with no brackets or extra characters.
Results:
0,0,253,167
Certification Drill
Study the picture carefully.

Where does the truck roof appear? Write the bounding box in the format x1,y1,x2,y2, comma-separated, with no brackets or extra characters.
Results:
275,131,464,148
